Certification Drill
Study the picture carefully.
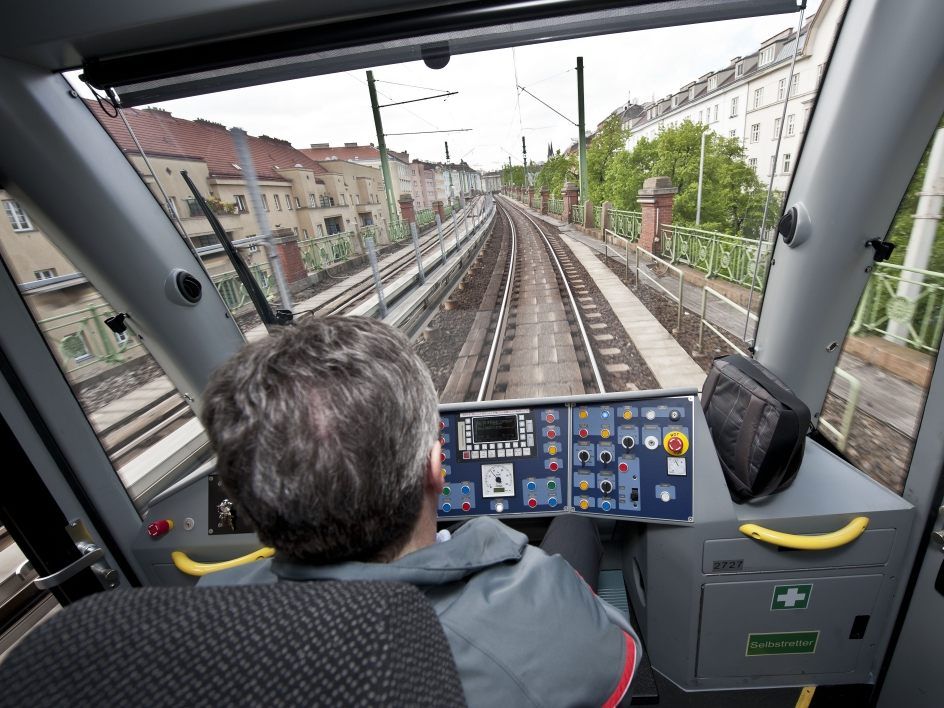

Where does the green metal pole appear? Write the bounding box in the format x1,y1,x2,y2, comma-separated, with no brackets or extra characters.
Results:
577,56,589,204
367,71,398,224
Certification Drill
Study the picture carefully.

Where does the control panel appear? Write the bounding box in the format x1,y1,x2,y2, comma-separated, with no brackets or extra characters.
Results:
438,392,694,524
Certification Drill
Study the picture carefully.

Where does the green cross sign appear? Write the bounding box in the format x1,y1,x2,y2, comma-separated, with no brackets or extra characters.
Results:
771,584,812,610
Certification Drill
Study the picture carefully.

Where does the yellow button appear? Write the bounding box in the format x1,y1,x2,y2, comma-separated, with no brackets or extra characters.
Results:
600,429,610,439
579,481,589,491
579,410,588,419
623,409,632,420
579,499,589,510
548,445,557,455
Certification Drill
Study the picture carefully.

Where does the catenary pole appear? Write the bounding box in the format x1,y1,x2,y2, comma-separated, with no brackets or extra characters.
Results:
367,71,398,225
577,57,589,203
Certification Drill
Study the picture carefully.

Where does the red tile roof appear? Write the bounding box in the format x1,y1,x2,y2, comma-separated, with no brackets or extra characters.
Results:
86,100,327,181
300,145,381,162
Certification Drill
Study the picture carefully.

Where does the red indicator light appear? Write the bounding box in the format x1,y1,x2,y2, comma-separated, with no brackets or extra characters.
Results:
147,519,174,538
528,498,538,508
618,462,628,473
461,501,472,512
545,413,555,423
547,429,556,439
440,452,447,462
549,461,559,472
579,429,588,438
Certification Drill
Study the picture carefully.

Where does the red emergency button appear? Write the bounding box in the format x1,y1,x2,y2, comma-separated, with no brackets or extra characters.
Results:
549,461,559,472
461,501,472,512
663,431,689,456
545,413,555,423
528,498,538,508
668,437,684,454
547,429,556,439
578,428,588,438
618,462,629,473
147,519,174,538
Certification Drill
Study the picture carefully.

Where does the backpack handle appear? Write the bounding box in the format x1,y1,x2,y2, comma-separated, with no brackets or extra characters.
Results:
738,517,869,550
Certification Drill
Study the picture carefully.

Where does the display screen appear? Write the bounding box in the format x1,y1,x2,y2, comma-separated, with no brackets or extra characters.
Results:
472,415,518,443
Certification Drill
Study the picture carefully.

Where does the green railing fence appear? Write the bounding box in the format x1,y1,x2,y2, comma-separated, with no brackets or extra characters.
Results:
416,208,436,229
212,263,275,311
548,198,564,216
570,203,582,224
593,205,603,229
388,219,409,242
608,209,642,241
850,263,944,353
37,303,141,376
660,223,773,291
299,231,355,272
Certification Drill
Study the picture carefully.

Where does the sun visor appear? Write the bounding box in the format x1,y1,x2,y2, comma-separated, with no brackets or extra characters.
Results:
81,0,802,106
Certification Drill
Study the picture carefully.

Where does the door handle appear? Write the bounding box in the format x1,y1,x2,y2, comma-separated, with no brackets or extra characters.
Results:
34,541,105,590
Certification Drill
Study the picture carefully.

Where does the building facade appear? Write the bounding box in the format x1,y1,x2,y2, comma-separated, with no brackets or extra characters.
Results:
622,0,846,193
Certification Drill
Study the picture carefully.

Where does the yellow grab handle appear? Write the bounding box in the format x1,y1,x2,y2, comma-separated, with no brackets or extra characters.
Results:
171,547,275,577
739,517,869,550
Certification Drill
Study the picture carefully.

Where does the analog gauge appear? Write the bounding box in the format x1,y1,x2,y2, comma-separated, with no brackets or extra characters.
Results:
482,463,515,498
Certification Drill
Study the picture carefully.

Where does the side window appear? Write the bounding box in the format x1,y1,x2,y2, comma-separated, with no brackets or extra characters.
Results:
0,188,210,511
820,119,944,493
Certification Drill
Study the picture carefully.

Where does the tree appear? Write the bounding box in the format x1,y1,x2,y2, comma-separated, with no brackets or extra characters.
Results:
605,120,776,238
534,152,577,197
501,164,526,187
585,115,631,204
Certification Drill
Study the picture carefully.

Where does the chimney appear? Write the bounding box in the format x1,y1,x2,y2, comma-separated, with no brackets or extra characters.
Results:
310,143,329,148
344,142,358,148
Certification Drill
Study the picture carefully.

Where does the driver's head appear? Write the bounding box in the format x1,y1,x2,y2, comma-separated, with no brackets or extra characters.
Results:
201,316,440,564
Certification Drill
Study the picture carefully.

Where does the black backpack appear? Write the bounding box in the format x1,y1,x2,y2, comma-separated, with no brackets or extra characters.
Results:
701,355,811,503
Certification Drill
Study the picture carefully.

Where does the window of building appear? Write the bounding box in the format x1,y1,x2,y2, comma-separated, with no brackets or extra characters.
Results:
273,194,282,211
261,194,269,211
708,76,717,91
234,194,248,213
817,63,825,82
791,73,800,96
803,106,811,131
730,129,737,138
341,194,347,205
769,155,776,177
730,96,739,117
688,87,695,101
671,95,679,108
33,268,57,280
753,87,764,109
698,110,703,123
184,197,202,217
247,243,258,253
3,199,33,231
786,114,796,136
782,153,792,173
748,157,758,172
303,228,309,238
735,62,743,78
308,194,317,208
295,196,301,209
750,123,760,142
285,194,293,210
759,46,775,66
168,196,180,219
713,104,719,122
773,117,781,137
777,78,786,101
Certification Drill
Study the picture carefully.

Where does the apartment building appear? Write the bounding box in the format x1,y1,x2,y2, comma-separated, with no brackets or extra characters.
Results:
622,0,846,192
302,143,412,210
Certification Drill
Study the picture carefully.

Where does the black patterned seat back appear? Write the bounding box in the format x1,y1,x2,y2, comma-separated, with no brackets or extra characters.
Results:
0,581,466,707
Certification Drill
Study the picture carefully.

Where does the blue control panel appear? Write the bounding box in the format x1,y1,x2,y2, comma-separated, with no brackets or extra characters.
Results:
437,394,694,524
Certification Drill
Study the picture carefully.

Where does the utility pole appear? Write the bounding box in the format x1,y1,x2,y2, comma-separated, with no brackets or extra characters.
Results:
445,141,455,206
367,70,398,225
576,56,589,203
522,136,528,188
696,129,710,225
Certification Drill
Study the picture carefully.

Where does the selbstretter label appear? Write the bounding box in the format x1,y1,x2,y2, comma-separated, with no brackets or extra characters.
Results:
746,631,819,656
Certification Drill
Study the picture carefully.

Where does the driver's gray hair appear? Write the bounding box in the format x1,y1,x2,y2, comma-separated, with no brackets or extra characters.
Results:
201,316,439,563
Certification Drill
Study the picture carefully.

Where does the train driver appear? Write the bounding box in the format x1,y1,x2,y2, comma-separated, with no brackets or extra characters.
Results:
199,315,641,707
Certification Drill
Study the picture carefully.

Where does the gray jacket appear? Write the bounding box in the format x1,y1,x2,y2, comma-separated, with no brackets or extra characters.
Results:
201,517,641,707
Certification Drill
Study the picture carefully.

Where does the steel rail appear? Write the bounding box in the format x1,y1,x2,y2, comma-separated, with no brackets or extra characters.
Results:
477,204,518,401
504,197,606,394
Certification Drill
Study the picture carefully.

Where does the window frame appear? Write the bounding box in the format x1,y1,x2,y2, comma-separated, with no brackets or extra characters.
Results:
4,199,33,232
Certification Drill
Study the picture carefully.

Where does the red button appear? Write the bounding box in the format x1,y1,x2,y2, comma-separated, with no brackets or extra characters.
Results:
668,437,684,454
439,420,446,430
547,429,556,439
440,452,447,462
579,429,588,438
528,498,538,508
549,461,559,471
545,413,555,423
461,501,471,512
440,437,446,445
147,519,173,538
618,462,628,473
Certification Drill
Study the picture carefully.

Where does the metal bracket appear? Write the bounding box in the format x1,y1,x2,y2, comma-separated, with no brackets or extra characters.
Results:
865,239,896,262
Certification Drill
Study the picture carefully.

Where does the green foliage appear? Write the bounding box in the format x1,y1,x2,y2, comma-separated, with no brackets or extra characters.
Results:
502,165,525,187
885,118,944,272
586,115,631,204
534,152,577,196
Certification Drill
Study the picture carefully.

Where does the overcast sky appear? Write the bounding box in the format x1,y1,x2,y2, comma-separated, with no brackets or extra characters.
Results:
70,3,820,172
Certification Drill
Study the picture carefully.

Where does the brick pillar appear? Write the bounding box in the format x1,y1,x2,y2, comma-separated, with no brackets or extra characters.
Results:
433,200,445,222
272,233,309,285
541,187,549,215
583,200,594,229
398,193,416,224
527,186,535,209
637,177,677,255
562,181,579,223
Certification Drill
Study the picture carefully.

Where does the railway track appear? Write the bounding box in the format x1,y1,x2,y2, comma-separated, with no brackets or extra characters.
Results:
446,198,604,402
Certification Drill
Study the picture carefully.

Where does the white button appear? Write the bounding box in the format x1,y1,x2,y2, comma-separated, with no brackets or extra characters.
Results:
644,436,659,450
646,410,656,420
526,421,533,432
514,449,522,457
660,491,671,503
522,447,531,456
527,435,534,446
471,451,479,459
495,502,505,513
